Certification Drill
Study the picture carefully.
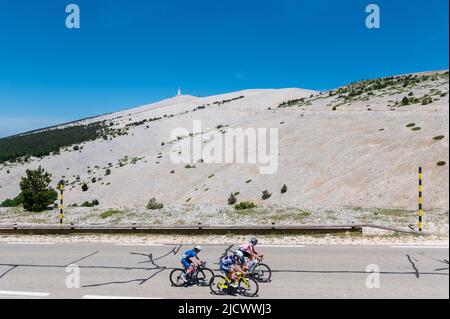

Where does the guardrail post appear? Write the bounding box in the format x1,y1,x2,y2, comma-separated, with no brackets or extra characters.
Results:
57,180,65,225
418,167,423,232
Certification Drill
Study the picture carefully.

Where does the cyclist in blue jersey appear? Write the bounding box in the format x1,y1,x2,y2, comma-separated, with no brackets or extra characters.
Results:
219,250,247,287
180,245,203,282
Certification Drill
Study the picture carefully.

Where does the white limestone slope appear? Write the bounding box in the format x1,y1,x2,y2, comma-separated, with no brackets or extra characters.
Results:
0,75,448,216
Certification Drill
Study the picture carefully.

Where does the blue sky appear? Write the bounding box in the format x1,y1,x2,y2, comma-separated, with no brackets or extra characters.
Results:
0,0,448,137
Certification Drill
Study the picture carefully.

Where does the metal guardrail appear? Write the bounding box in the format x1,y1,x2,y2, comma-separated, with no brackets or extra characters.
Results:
0,223,422,235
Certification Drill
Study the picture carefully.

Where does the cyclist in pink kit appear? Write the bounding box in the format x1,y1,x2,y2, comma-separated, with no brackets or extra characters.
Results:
238,237,263,267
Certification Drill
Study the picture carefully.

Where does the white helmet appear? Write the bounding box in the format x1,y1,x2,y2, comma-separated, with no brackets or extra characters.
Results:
194,245,202,251
234,250,245,263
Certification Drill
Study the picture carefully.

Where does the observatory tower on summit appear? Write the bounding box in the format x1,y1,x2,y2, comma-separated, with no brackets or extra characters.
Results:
177,87,182,96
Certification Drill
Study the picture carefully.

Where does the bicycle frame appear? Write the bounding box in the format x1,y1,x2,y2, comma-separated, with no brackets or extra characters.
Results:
185,262,206,275
218,271,250,289
247,257,263,272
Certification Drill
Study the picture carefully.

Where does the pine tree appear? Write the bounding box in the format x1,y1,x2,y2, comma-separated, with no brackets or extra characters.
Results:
19,166,57,212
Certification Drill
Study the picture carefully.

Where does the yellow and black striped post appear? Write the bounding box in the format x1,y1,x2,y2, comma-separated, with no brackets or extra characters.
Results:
58,181,64,225
418,167,423,232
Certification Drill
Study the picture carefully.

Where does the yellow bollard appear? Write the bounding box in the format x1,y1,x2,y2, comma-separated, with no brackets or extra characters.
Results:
58,180,64,225
418,167,423,231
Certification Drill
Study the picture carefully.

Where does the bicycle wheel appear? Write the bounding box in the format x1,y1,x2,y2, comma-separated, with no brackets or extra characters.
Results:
195,268,215,286
252,263,272,282
209,275,228,295
169,269,186,287
239,277,259,297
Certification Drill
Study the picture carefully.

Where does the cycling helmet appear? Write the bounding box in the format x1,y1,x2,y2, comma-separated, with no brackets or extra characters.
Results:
194,245,202,252
250,237,258,245
234,250,245,263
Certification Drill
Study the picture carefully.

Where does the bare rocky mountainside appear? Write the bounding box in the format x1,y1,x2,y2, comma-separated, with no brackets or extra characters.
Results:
0,71,448,232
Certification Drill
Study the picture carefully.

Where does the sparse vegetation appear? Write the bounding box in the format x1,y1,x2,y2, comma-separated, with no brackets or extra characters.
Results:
268,210,312,223
101,209,123,219
212,96,244,106
421,97,433,105
234,201,256,210
277,72,448,110
81,183,89,192
146,197,164,210
401,96,410,105
437,161,446,167
0,194,23,208
81,199,100,207
125,116,162,128
278,98,306,108
262,190,272,200
281,184,288,194
374,208,412,217
228,193,237,205
433,135,445,141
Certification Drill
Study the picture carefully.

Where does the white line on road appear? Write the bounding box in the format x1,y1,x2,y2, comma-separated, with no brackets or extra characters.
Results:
0,290,50,297
115,243,168,246
82,295,161,299
7,242,55,245
390,245,449,249
260,245,305,248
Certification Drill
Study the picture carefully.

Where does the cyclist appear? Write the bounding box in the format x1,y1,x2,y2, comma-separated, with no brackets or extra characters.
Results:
180,245,203,282
219,250,247,288
239,237,263,268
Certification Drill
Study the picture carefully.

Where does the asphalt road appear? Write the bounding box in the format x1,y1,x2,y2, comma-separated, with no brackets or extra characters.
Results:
0,242,448,299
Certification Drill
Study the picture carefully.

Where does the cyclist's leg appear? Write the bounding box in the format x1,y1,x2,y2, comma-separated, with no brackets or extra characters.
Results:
186,259,195,276
242,251,253,267
230,266,238,283
181,258,190,269
220,263,231,281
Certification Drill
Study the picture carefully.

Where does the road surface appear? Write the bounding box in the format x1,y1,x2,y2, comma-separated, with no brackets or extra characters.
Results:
0,242,448,299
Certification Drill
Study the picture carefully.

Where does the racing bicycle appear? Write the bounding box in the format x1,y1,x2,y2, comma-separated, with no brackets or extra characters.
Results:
170,262,214,287
209,271,259,297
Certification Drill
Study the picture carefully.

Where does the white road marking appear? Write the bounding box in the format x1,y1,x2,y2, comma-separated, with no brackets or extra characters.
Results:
390,245,449,249
0,290,50,297
260,245,306,248
82,295,161,299
115,243,168,246
7,242,55,245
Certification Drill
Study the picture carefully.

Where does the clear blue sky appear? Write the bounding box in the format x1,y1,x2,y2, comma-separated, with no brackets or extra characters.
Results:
0,0,448,137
